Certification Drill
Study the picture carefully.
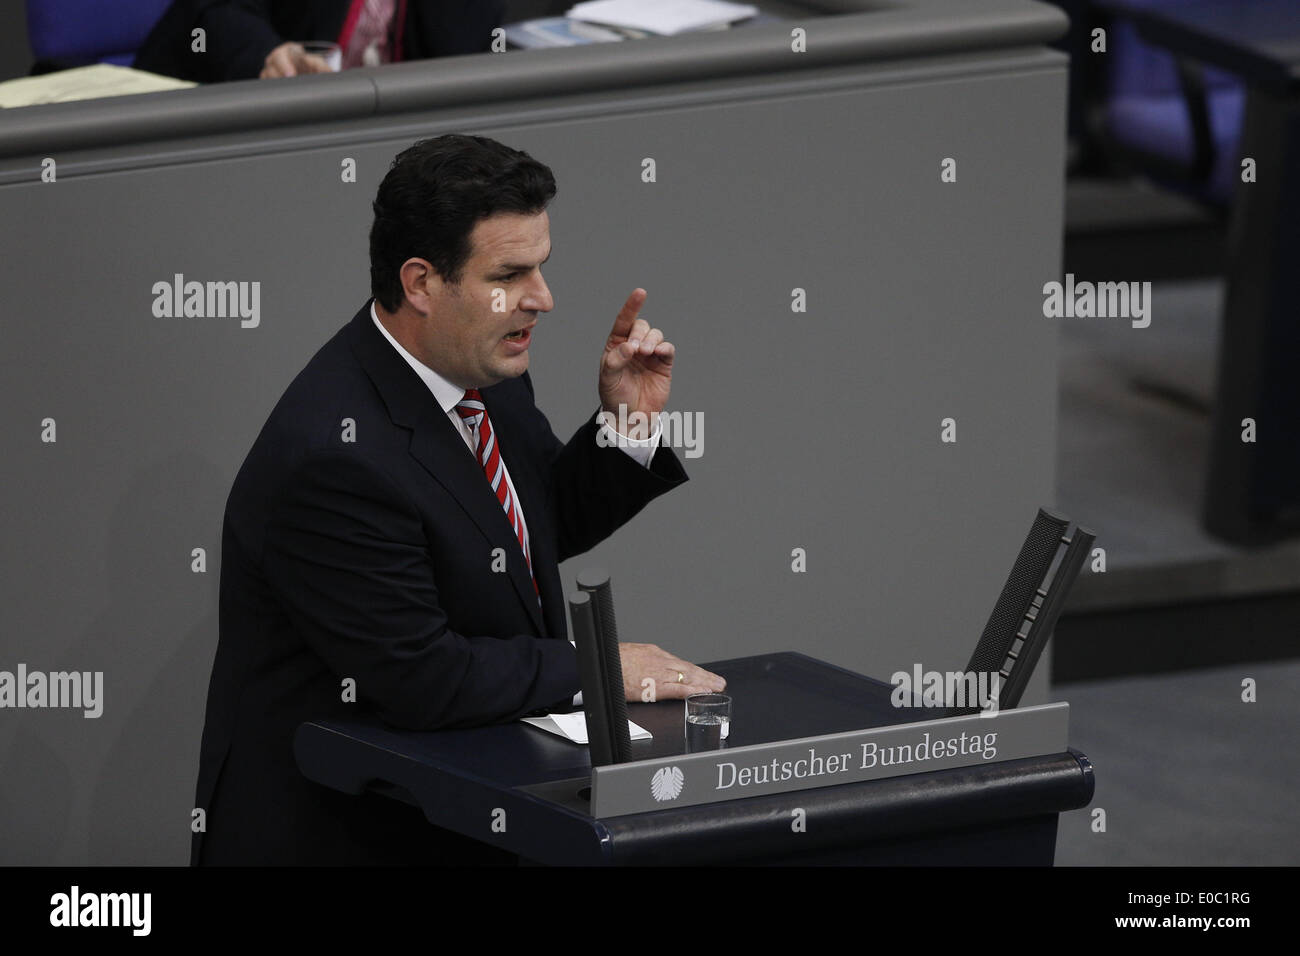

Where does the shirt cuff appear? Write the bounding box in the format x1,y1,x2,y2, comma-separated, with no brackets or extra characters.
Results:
595,410,660,468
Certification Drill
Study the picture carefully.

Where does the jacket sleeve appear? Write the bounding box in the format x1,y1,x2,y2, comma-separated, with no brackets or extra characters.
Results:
261,447,579,729
518,373,690,564
196,0,285,81
406,0,506,58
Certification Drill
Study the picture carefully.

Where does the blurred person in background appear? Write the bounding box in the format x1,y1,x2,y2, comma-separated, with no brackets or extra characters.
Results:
134,0,505,82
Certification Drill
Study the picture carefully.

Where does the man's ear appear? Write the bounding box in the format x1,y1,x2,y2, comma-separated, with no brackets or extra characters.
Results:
398,258,438,314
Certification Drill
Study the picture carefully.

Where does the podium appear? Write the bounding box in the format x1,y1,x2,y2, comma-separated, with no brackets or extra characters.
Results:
294,653,1094,865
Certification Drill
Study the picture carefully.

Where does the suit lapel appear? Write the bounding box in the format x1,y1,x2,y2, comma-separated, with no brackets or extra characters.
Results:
347,305,548,637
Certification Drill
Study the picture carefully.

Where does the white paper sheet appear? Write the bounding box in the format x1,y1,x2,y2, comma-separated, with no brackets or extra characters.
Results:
0,64,195,109
522,710,652,744
566,0,759,35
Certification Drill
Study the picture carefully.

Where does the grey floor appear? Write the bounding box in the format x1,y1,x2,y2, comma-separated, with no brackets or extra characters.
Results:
1050,258,1299,865
1052,658,1298,866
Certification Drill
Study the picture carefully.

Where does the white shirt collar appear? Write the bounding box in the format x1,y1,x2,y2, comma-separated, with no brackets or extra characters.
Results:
370,300,467,414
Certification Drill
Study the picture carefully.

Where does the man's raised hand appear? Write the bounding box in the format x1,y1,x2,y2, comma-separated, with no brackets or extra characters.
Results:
598,289,675,436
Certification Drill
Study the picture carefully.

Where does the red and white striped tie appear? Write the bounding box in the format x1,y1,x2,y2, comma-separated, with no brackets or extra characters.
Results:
455,389,539,601
342,0,395,69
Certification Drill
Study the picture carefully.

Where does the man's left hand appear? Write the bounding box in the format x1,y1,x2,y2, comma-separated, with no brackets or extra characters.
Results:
598,288,674,437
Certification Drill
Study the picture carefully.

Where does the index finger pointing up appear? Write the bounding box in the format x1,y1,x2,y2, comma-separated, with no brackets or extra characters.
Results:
608,288,648,343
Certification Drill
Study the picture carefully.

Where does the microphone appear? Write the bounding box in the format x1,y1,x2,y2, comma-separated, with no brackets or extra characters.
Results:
575,568,633,763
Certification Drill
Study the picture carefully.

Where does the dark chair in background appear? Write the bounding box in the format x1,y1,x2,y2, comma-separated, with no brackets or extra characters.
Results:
26,0,171,74
1093,0,1246,210
1054,0,1245,209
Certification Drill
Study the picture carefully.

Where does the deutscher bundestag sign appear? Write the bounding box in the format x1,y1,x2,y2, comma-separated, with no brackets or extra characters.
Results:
590,702,1069,818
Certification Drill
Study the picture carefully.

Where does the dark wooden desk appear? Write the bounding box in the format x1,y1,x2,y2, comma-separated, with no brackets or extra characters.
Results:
295,652,1095,864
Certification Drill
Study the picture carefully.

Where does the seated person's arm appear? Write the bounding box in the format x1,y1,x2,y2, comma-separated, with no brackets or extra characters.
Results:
196,0,310,81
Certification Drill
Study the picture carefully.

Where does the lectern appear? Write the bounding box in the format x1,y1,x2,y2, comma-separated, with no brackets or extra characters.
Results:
295,652,1094,865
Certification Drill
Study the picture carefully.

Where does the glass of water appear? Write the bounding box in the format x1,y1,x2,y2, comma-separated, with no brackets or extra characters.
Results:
685,694,732,753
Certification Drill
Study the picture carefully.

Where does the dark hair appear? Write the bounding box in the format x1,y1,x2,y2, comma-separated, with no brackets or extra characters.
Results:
369,134,557,311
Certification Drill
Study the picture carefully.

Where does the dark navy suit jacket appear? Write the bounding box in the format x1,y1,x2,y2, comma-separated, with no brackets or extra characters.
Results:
193,303,687,864
134,0,505,82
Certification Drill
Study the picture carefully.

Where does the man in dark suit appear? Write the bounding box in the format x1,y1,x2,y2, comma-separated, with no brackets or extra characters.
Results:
134,0,505,82
194,133,724,865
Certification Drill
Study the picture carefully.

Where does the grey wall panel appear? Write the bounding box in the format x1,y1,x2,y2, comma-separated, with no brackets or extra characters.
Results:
0,49,1066,863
